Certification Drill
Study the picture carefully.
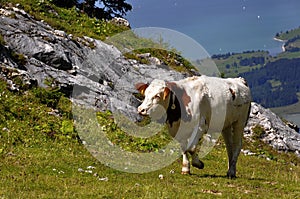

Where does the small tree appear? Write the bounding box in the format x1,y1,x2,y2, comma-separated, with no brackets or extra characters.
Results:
51,0,132,19
78,0,132,19
50,0,77,8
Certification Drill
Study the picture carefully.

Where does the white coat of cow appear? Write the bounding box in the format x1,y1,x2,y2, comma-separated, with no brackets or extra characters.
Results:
135,75,251,178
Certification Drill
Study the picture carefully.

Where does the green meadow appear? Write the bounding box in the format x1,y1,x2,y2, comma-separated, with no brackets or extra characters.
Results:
0,79,299,198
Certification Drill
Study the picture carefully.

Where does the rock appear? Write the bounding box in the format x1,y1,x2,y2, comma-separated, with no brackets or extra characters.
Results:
286,121,299,133
110,17,130,28
245,102,300,157
137,53,162,65
0,6,184,122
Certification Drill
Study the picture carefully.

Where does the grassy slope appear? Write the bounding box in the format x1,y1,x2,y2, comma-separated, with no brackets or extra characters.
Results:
275,27,300,41
0,1,300,198
0,79,299,198
1,138,300,198
214,51,270,77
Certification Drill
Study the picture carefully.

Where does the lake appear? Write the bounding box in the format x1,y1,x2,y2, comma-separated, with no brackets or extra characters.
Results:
126,0,300,55
283,113,300,132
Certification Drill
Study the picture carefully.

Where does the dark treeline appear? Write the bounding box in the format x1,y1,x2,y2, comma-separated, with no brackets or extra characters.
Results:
51,0,132,19
211,50,265,60
239,56,265,66
241,58,300,108
284,35,300,52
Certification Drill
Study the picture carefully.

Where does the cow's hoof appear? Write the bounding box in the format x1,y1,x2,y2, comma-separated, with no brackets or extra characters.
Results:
181,171,191,175
227,172,237,179
192,160,204,169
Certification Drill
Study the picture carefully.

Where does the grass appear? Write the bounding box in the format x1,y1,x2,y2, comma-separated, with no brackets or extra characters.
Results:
1,141,299,198
0,79,300,198
213,51,269,77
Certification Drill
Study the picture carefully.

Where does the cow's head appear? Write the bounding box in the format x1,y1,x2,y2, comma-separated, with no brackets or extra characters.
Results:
135,79,171,121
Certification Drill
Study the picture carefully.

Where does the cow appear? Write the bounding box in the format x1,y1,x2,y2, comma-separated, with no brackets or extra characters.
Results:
135,75,251,178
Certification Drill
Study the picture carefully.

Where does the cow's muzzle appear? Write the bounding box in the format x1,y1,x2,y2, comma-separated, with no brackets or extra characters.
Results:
138,106,148,115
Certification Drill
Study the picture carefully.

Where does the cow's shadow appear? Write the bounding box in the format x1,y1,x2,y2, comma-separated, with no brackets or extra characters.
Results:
190,173,265,181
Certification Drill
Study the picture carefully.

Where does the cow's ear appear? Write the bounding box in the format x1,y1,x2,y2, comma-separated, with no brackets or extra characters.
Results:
163,87,170,100
164,81,176,100
135,83,149,95
166,81,177,92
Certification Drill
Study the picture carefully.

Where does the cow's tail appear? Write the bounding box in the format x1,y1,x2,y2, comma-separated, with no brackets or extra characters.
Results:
245,101,252,126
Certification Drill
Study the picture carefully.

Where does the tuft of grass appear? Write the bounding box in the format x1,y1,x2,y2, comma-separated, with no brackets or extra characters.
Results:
96,111,172,152
124,48,196,74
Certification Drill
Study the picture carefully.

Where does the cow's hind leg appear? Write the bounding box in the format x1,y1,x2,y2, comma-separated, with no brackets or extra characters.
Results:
228,122,244,178
222,126,235,178
223,122,244,179
190,150,204,169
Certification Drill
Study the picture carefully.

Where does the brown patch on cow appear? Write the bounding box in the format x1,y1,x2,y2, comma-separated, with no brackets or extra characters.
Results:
163,87,170,100
166,82,191,108
135,83,149,95
229,88,236,100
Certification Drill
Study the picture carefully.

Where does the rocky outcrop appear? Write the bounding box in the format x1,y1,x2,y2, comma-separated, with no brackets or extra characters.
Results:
0,5,184,122
245,102,300,157
0,6,299,157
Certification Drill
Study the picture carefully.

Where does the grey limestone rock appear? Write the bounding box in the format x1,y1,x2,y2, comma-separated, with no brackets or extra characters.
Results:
245,102,300,157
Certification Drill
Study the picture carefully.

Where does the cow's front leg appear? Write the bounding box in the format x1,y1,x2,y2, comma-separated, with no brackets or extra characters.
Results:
181,152,190,174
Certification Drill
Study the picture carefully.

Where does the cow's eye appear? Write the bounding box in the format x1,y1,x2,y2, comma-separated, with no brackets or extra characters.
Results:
154,94,161,100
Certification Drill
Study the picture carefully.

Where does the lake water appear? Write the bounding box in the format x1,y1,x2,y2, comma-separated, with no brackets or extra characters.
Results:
283,114,300,132
126,0,300,55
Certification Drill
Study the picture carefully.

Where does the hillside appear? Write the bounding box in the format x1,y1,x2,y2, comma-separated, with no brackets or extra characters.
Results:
241,58,300,108
0,1,300,198
214,26,300,109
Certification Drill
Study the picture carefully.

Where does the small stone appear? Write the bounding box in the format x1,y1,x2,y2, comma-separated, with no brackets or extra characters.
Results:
78,168,84,172
158,174,164,179
99,177,108,181
2,127,9,132
87,166,96,170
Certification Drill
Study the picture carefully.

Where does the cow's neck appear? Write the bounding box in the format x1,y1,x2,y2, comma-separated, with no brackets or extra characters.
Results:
166,91,181,127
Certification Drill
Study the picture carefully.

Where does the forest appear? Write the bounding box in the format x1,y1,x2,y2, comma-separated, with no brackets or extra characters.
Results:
240,58,300,108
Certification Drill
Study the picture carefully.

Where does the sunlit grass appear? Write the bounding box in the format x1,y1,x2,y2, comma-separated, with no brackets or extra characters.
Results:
0,78,299,198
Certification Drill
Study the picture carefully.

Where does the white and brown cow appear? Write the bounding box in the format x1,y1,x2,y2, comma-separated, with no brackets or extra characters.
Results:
135,75,251,178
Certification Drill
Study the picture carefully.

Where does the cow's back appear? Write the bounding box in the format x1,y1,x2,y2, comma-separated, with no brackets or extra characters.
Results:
196,76,251,130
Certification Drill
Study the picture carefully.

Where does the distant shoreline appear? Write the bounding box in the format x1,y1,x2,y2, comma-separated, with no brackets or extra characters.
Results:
273,37,288,43
273,37,287,52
